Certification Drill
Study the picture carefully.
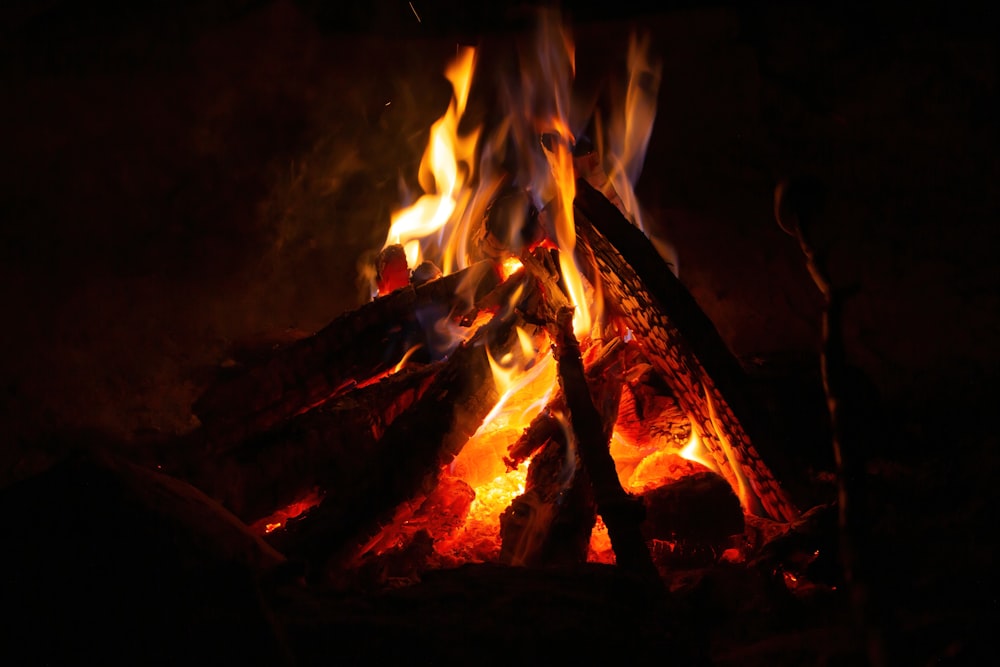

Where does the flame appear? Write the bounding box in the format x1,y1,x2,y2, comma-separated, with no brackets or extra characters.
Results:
501,256,524,280
678,422,718,472
703,383,757,513
393,343,425,373
383,46,480,273
547,128,593,336
605,33,661,232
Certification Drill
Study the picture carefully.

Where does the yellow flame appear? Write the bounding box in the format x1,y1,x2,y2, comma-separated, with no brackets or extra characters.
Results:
384,46,480,271
501,256,524,279
678,421,718,472
703,383,755,513
548,130,592,336
531,19,593,337
606,32,661,233
392,343,425,373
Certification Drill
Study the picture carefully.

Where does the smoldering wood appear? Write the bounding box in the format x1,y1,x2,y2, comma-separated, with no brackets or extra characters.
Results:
572,179,799,523
270,308,528,578
192,260,500,451
375,243,410,295
499,337,625,567
473,186,543,263
642,471,745,568
180,363,442,525
505,336,625,467
549,307,657,579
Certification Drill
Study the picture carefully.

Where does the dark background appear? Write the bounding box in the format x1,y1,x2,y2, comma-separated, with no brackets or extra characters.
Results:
1,1,997,663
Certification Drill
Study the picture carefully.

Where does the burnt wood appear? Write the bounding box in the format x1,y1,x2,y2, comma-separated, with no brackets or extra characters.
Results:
549,307,657,579
573,179,799,522
270,308,526,578
183,363,441,525
505,336,625,467
500,337,625,567
193,260,500,450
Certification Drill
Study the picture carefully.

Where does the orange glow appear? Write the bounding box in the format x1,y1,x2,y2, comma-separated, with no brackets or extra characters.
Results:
383,46,480,274
501,256,523,279
588,517,615,564
252,488,323,535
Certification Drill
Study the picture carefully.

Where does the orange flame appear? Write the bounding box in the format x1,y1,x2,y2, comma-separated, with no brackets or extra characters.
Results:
384,46,480,273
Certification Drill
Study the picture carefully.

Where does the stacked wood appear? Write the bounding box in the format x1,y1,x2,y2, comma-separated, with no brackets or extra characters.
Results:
269,305,531,577
192,260,500,450
181,362,441,525
572,179,799,522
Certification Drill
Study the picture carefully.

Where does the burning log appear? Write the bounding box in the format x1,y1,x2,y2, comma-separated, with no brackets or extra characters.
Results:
473,186,544,264
193,260,500,450
270,307,530,578
375,243,411,295
549,307,657,579
505,336,625,467
499,336,626,567
572,179,799,523
181,363,441,525
642,471,745,569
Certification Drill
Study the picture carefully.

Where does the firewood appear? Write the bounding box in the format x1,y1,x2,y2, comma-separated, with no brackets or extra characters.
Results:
473,185,543,263
499,336,625,567
548,307,658,579
642,471,745,569
573,179,799,523
180,363,441,525
270,307,530,579
505,336,625,467
193,260,500,450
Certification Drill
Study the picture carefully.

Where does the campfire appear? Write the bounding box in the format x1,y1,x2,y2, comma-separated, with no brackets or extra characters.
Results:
178,12,803,587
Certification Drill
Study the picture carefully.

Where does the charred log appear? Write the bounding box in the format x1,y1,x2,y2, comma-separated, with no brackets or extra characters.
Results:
375,243,410,295
642,471,745,569
193,260,500,450
573,179,799,522
181,363,441,525
270,309,528,579
473,185,543,263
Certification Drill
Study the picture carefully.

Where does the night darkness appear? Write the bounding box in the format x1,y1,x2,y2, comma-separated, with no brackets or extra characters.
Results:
1,1,997,664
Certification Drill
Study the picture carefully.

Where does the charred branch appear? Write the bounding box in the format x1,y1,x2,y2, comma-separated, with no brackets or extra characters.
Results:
506,336,625,467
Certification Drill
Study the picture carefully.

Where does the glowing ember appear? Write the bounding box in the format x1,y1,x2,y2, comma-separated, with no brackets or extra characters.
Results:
253,488,323,535
501,256,524,279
